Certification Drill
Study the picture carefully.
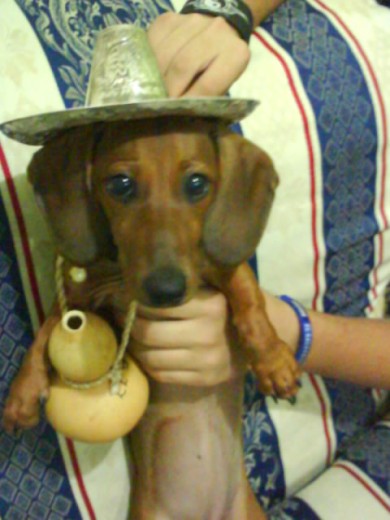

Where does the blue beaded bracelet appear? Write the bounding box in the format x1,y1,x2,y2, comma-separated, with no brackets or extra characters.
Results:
279,295,313,365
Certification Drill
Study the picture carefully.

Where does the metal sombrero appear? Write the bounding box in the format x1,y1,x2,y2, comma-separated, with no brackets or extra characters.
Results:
0,24,259,146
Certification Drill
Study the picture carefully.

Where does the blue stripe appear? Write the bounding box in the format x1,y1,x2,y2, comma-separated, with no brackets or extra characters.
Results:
338,423,390,496
16,0,169,108
262,0,380,462
262,0,379,317
243,372,286,508
0,193,82,520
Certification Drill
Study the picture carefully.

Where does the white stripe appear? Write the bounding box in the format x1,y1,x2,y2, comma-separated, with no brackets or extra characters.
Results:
311,374,337,459
71,438,131,520
230,24,340,494
266,374,335,496
57,435,132,520
57,436,93,520
231,28,326,311
0,0,64,328
298,460,390,519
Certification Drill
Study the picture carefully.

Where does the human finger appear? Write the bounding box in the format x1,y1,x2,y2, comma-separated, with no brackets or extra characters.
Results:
132,312,225,349
147,369,215,386
150,14,247,97
130,341,194,369
131,338,235,387
148,12,213,92
182,36,250,97
136,288,227,321
167,24,249,96
148,13,210,66
147,12,184,49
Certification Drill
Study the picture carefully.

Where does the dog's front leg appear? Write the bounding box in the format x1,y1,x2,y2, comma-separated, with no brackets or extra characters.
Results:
3,314,59,432
213,262,301,398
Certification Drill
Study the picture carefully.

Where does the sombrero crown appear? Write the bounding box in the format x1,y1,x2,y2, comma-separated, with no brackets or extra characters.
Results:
0,24,258,146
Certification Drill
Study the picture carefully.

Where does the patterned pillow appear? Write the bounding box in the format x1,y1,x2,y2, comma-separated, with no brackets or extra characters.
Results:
0,1,389,519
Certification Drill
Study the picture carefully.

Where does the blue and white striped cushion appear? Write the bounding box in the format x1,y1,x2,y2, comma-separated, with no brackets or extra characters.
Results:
0,1,389,518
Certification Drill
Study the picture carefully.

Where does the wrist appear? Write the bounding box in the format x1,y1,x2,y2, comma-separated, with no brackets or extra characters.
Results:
264,292,314,365
244,0,287,26
264,293,300,352
279,295,313,365
181,0,254,42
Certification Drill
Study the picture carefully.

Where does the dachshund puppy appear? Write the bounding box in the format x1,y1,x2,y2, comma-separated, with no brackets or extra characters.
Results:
4,118,300,519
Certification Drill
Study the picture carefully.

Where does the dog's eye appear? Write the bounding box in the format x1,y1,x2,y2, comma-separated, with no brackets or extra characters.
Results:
183,173,210,203
104,174,138,203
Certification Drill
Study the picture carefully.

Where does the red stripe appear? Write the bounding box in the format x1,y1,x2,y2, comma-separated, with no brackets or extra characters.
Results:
309,374,333,466
65,438,97,520
0,144,45,323
334,462,390,512
253,31,321,311
313,0,389,302
0,143,96,519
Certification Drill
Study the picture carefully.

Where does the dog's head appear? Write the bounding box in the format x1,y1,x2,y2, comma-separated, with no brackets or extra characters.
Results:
28,118,278,307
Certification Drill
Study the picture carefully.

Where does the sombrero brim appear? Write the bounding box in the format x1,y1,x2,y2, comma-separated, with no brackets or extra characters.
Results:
0,97,259,146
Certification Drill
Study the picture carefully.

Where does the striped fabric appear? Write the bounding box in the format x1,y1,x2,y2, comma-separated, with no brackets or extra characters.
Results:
0,0,389,519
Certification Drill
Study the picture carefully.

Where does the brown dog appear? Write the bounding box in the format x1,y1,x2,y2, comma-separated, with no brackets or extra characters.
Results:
4,118,300,519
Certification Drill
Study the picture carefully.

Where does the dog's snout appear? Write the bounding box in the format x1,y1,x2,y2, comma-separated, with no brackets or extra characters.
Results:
143,267,186,307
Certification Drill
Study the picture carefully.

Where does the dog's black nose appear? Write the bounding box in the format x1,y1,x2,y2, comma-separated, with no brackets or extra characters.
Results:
143,267,186,307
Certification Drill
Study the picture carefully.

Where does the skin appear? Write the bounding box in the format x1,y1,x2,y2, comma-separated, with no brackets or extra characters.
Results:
147,1,286,97
266,294,390,390
133,289,390,392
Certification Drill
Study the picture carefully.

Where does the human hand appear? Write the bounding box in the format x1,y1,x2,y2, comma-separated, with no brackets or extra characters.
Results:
147,12,250,97
130,289,245,386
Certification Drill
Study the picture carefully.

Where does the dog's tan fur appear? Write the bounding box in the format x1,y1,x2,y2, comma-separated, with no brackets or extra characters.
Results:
4,118,300,518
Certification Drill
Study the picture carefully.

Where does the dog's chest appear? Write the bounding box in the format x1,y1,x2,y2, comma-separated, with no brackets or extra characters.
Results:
130,380,245,518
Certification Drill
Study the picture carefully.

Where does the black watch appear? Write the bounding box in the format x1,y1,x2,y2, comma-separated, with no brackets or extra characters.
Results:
181,0,254,43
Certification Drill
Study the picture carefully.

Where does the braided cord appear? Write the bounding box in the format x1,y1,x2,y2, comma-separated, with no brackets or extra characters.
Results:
55,255,69,315
55,255,137,394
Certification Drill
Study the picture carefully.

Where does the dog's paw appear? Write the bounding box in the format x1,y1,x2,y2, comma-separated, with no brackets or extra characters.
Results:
2,369,50,434
251,340,301,399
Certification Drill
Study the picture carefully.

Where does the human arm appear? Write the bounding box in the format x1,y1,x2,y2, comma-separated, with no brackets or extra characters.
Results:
131,289,390,390
242,0,287,25
265,293,390,390
147,1,286,97
130,289,246,386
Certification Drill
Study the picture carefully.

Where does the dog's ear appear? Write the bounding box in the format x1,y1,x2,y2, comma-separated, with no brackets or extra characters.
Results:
203,131,279,266
27,126,113,265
